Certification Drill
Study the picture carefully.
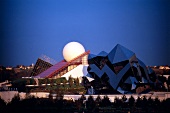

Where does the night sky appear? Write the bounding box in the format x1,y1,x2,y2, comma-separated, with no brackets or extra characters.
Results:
0,0,170,67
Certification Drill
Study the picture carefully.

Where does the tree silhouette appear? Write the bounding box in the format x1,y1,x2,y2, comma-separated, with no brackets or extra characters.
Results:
95,95,102,107
44,78,48,86
26,79,30,85
128,95,135,107
61,78,67,89
68,75,73,87
167,76,170,90
141,96,148,109
114,96,122,107
55,78,61,85
121,95,128,108
0,96,6,113
50,79,54,85
6,93,21,113
1,93,170,113
75,95,86,112
38,79,43,85
161,98,170,113
86,95,96,112
136,96,142,107
154,97,160,107
80,94,86,101
147,97,154,108
122,95,127,102
75,77,79,87
101,95,111,107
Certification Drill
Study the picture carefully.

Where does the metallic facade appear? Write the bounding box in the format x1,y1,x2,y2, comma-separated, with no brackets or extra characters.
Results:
87,44,151,94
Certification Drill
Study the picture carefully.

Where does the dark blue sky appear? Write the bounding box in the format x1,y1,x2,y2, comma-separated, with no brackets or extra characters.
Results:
0,0,170,66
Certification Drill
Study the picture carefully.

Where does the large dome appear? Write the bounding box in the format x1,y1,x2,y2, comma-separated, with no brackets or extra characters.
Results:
63,42,85,62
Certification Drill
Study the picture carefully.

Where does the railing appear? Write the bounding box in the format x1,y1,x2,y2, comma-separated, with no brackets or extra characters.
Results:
47,50,90,78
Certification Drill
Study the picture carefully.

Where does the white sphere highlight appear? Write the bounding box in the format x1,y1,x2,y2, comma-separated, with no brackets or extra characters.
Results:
63,42,85,62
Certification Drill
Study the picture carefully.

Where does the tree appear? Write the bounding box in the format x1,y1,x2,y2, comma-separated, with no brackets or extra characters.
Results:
76,95,86,111
75,77,80,87
0,96,6,112
128,95,135,107
61,78,67,90
9,94,20,105
68,75,73,87
136,96,142,107
56,78,61,85
167,76,170,90
12,79,27,92
86,95,96,111
80,94,86,101
114,96,123,107
95,95,102,106
33,79,36,85
141,96,148,109
26,79,30,85
44,78,49,85
122,95,127,102
101,95,111,107
147,97,154,108
50,79,54,85
38,79,43,85
154,97,160,108
121,95,128,107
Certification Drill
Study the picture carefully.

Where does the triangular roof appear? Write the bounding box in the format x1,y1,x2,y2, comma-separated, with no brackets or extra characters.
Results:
98,51,108,57
88,51,108,60
34,60,67,78
108,44,135,64
88,54,97,59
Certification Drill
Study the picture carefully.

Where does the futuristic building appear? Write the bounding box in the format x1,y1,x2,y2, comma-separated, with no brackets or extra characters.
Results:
34,42,90,83
30,55,56,76
33,42,154,94
87,44,152,94
34,51,89,80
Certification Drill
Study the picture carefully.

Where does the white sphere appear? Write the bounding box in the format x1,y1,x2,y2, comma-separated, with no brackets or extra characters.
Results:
63,42,85,62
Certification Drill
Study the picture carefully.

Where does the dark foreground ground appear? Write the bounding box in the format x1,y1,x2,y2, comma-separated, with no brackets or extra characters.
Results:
0,94,170,113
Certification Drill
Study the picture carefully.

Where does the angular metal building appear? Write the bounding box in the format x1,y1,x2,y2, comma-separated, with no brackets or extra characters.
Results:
87,44,152,94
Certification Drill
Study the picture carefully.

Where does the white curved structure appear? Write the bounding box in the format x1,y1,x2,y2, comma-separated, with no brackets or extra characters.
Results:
63,42,85,62
61,65,93,82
